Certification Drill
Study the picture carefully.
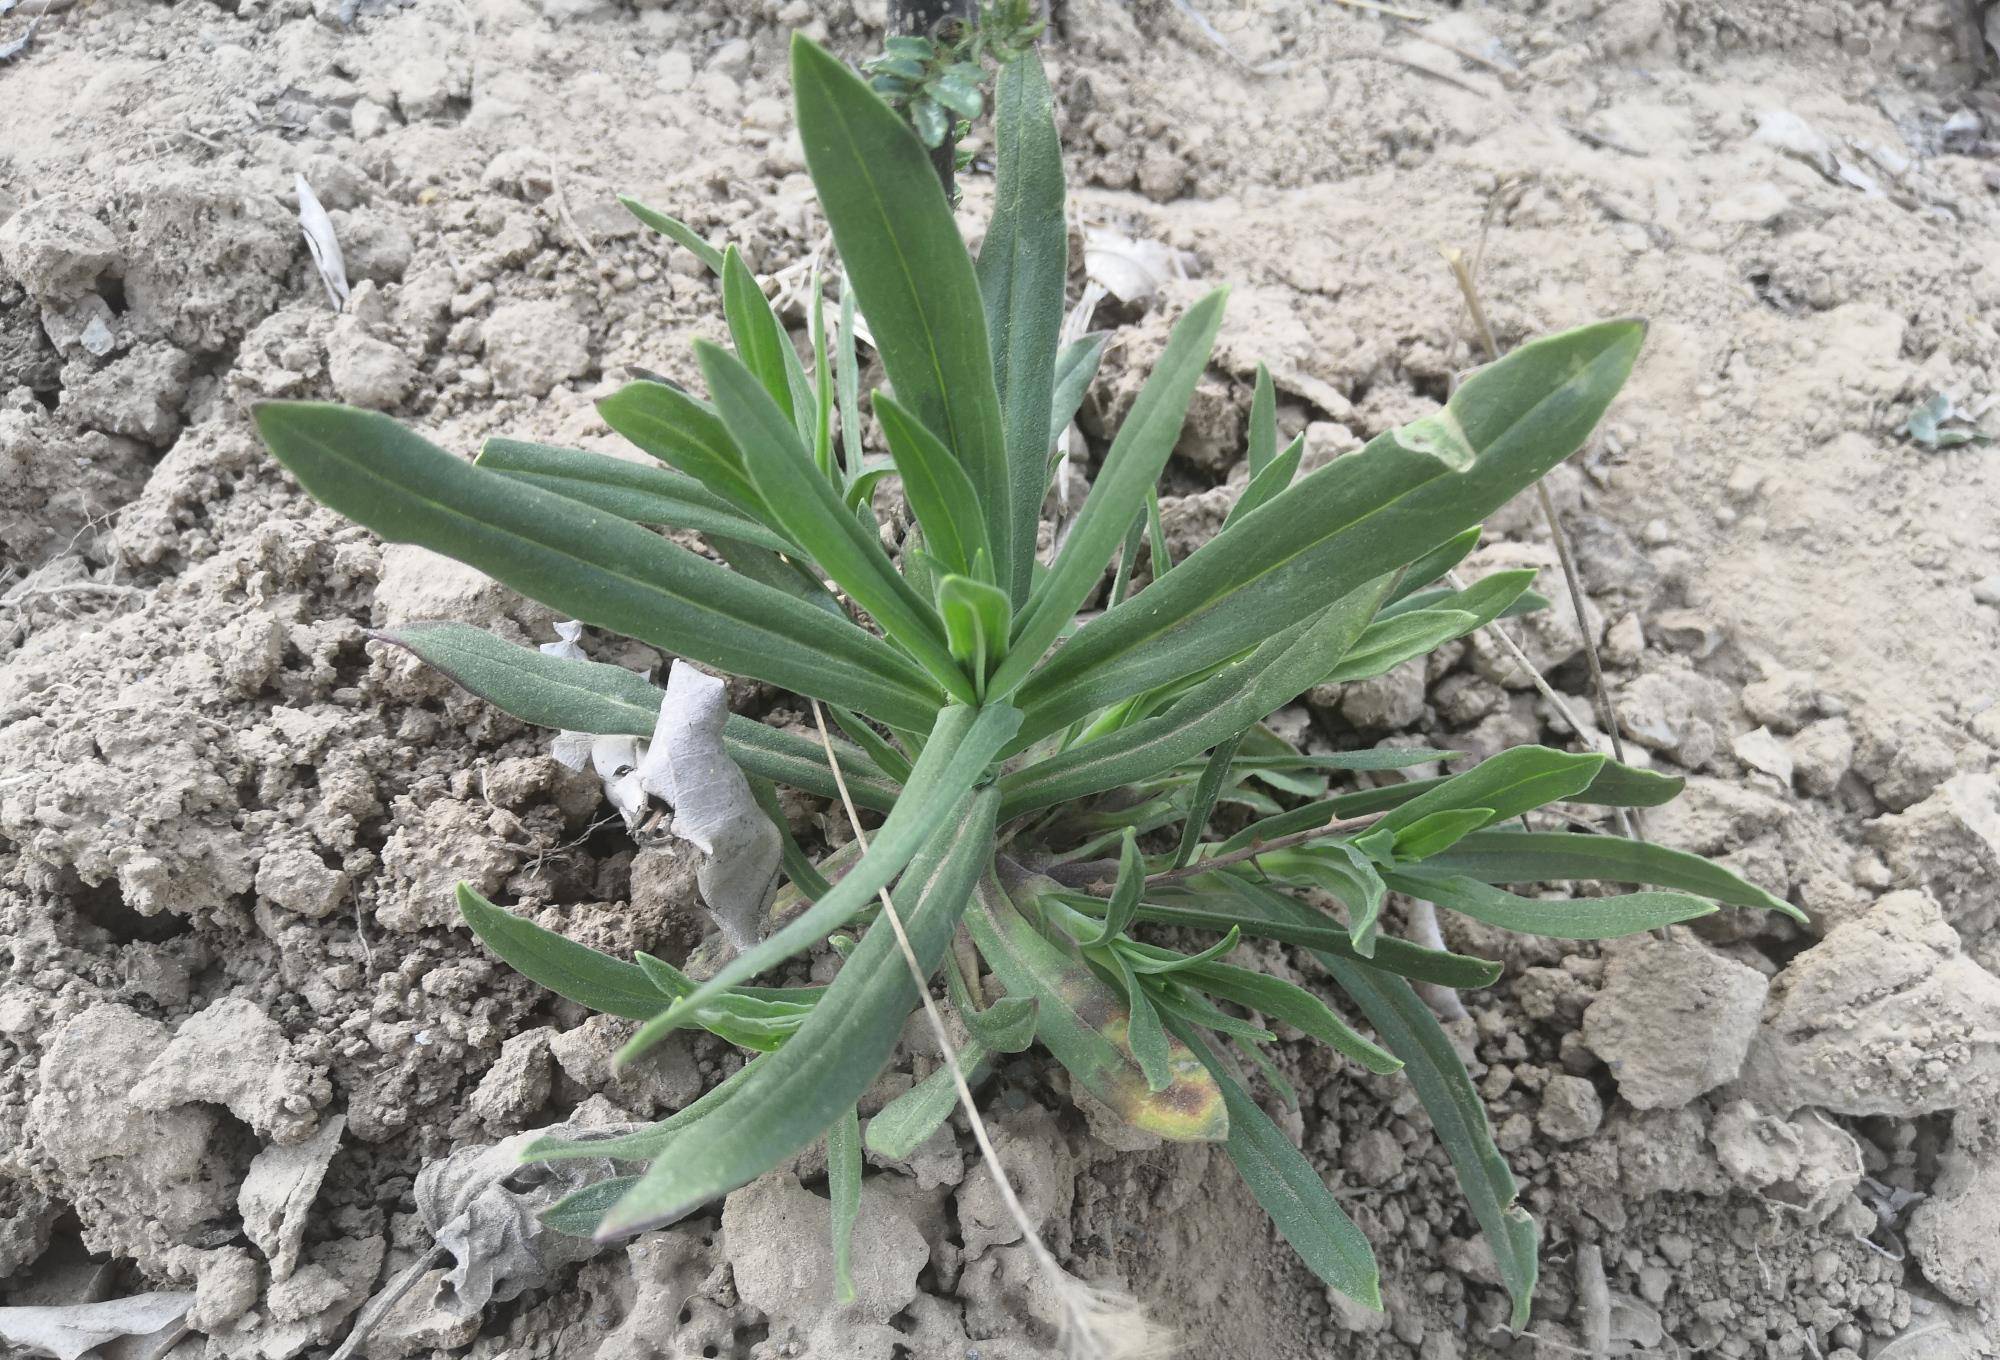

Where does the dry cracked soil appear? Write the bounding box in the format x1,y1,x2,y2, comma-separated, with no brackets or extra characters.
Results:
3,0,2000,1358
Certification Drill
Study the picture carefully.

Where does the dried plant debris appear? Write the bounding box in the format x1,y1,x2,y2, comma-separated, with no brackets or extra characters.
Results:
0,16,38,61
331,1119,648,1360
0,1293,194,1360
238,1114,346,1282
419,1129,629,1315
636,662,782,951
294,174,350,312
1081,225,1197,305
547,638,781,950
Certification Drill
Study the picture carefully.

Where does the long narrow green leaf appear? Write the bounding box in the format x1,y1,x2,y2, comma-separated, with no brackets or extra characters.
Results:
837,276,865,485
1572,760,1685,808
812,282,835,478
698,340,973,704
720,714,903,813
527,1057,764,1166
1221,884,1537,1326
998,576,1386,815
543,1177,644,1237
1262,847,1387,955
1171,1021,1382,1308
1385,870,1716,938
792,35,1012,592
1118,927,1242,975
253,405,949,731
1011,320,1646,743
865,1044,992,1159
1378,746,1605,835
254,406,948,740
597,380,770,520
1388,526,1482,605
992,289,1229,700
1321,956,1538,1328
1210,750,1459,774
722,245,801,426
475,437,790,553
1247,362,1278,478
747,775,833,899
877,391,993,581
458,885,666,1021
709,534,845,616
1214,750,1680,860
1175,732,1245,869
976,49,1067,606
595,786,998,1238
1048,333,1108,458
829,706,913,784
1077,829,1143,947
1148,984,1274,1043
1174,960,1399,1074
1388,809,1494,862
828,1105,862,1304
1166,873,1505,990
669,702,1020,1016
1422,829,1802,918
620,195,726,276
1228,432,1303,525
1377,565,1535,624
376,620,664,735
1126,898,1497,988
619,962,811,1059
1108,506,1147,609
1146,489,1173,577
371,621,903,808
1113,955,1175,1092
1322,609,1478,686
969,874,1226,1142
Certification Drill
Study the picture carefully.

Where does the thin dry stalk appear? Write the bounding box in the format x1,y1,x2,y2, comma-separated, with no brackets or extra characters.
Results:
1328,0,1430,19
1439,245,1644,845
807,701,1169,1360
548,159,599,262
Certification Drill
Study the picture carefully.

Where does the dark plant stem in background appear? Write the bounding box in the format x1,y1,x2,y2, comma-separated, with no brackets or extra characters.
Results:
891,0,975,193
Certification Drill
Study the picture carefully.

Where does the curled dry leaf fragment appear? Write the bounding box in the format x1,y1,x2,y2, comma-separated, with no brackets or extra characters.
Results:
418,1124,648,1316
240,1113,347,1282
1081,226,1197,305
295,173,350,312
0,1292,194,1360
536,629,779,950
639,661,783,952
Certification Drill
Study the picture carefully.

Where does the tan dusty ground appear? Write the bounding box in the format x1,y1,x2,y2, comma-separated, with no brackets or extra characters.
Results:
2,1,1999,1357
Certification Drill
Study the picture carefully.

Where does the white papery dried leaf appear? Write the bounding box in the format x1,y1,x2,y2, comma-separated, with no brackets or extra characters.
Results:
295,174,350,311
549,730,595,772
589,734,649,828
1082,227,1195,304
0,1293,193,1360
240,1112,347,1281
638,661,782,951
539,620,586,661
419,1132,606,1316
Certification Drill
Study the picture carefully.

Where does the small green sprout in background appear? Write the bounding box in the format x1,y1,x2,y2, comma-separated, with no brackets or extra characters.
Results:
1897,390,1992,450
254,28,1802,1342
866,0,1045,159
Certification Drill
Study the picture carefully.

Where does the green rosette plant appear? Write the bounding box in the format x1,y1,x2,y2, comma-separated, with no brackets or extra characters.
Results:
255,33,1800,1327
